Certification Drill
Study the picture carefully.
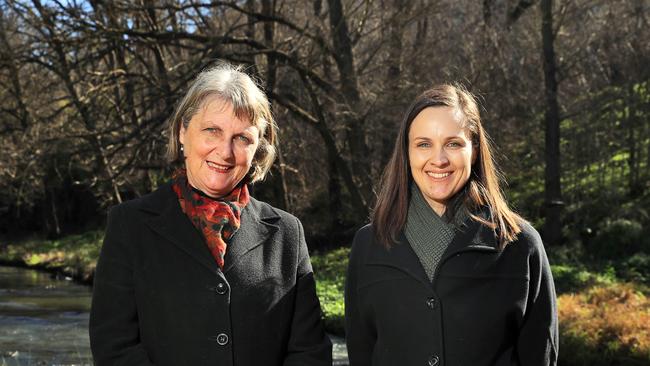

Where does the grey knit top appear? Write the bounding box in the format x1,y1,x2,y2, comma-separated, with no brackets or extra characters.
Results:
404,184,465,281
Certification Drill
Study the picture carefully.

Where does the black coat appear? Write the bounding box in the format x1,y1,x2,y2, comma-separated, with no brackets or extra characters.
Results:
345,219,558,366
89,183,332,366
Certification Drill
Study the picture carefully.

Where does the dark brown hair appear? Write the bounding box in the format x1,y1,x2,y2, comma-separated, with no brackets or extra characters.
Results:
372,84,523,249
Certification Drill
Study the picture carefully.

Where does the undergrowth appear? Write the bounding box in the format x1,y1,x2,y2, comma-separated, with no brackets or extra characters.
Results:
0,231,103,282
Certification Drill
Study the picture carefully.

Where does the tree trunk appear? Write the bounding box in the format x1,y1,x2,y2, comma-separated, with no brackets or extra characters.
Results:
380,0,411,167
627,86,643,198
261,0,289,211
540,0,563,246
0,7,30,130
33,0,123,204
326,0,373,206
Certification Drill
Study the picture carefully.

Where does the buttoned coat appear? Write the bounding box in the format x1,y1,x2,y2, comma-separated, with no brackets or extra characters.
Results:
345,218,558,366
89,183,332,366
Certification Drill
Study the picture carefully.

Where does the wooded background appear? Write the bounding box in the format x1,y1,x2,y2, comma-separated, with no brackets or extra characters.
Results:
1,0,648,251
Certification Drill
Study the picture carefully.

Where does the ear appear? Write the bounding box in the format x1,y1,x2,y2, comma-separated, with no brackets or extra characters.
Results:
179,123,186,145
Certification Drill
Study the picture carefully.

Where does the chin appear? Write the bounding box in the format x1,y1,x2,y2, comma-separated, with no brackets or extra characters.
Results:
208,186,234,196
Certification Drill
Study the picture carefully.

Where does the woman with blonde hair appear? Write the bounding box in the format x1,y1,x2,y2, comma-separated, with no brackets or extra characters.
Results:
90,62,331,366
345,84,558,366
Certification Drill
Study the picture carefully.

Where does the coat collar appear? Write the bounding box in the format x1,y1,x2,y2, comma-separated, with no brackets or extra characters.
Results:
139,182,280,275
365,215,499,287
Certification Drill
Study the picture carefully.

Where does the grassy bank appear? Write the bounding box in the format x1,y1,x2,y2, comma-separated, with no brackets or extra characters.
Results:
0,231,103,284
3,233,649,365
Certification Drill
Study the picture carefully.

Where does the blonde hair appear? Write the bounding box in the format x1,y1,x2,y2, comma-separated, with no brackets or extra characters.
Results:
166,62,277,183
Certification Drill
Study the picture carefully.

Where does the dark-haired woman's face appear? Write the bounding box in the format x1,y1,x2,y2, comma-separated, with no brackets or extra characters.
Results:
408,107,476,216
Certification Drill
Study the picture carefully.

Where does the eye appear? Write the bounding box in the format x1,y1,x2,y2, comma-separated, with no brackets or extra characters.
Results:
416,142,430,148
447,141,463,148
235,135,252,144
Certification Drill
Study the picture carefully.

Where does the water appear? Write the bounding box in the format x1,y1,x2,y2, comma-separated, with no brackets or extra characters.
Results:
330,334,349,365
0,266,92,365
0,266,348,365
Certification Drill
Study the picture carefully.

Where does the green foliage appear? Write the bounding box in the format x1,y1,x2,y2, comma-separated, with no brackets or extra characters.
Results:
560,329,650,366
618,253,650,285
551,263,616,294
589,219,646,260
311,247,350,336
0,231,103,281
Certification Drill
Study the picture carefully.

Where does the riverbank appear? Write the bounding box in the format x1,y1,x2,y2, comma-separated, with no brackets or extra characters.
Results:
0,231,102,285
0,234,352,365
2,233,649,365
0,266,93,365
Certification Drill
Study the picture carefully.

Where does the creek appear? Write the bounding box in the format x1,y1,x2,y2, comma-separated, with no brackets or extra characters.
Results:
0,266,348,365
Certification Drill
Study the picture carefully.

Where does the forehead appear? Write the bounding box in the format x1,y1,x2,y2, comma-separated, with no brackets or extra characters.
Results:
195,96,256,129
409,107,468,137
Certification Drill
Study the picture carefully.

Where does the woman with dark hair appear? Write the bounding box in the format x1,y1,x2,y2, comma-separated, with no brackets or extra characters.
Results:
345,84,558,366
90,62,331,366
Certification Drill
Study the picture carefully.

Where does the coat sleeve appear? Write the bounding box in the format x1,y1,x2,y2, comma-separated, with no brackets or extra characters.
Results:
89,205,155,366
516,227,559,366
344,227,376,366
283,217,332,366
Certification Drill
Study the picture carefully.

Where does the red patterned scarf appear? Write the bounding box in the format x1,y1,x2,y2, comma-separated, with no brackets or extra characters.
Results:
171,169,250,269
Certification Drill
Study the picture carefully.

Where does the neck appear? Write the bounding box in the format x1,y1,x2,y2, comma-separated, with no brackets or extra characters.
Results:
425,198,447,217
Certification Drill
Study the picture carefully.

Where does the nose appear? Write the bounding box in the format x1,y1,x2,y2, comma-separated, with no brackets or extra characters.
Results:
429,147,449,166
216,138,234,161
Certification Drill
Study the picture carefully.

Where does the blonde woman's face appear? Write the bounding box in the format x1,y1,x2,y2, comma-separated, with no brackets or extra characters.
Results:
179,97,259,197
408,107,476,216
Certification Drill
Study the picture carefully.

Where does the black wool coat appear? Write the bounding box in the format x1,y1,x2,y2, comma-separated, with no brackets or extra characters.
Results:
89,183,332,366
345,219,558,366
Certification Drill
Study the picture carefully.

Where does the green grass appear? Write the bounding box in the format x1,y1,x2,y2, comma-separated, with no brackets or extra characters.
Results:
311,247,349,336
551,263,618,294
0,230,103,282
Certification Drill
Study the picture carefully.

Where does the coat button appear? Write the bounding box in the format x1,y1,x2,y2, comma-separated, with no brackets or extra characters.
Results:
427,355,440,366
216,333,229,345
215,282,228,295
426,297,437,309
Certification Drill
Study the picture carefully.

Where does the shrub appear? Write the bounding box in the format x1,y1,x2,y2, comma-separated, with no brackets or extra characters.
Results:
619,253,650,285
311,247,350,336
589,219,644,260
558,283,650,366
0,230,103,281
551,264,616,294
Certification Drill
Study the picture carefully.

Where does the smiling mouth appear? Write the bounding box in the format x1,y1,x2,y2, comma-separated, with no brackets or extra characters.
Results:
426,172,451,179
206,161,233,172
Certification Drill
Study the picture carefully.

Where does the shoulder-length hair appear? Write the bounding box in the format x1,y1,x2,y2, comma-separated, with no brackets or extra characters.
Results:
166,62,277,183
372,84,523,250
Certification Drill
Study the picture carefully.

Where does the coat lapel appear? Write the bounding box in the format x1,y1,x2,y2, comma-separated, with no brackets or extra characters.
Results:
365,235,432,288
140,185,282,276
439,218,499,263
365,214,499,288
141,183,220,274
222,198,280,274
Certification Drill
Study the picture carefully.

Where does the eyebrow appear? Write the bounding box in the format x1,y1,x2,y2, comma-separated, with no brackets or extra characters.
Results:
204,121,258,137
411,135,466,142
203,123,222,132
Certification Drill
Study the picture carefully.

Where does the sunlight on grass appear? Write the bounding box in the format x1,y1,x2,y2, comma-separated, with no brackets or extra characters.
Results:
558,283,650,365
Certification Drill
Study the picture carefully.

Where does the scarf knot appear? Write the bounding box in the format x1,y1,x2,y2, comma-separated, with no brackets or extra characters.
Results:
171,169,250,268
